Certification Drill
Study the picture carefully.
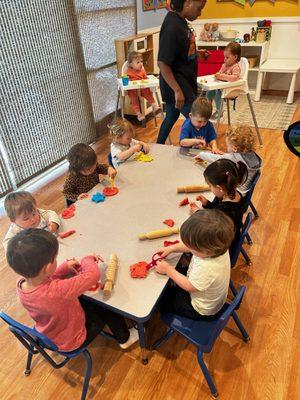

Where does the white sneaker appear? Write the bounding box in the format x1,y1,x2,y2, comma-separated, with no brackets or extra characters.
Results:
119,327,139,349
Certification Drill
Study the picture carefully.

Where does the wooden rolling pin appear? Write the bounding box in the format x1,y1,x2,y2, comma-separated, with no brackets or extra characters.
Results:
177,185,210,193
103,254,118,296
139,227,179,240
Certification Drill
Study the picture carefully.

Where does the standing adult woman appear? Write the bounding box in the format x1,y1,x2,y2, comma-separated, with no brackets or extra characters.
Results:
157,0,207,144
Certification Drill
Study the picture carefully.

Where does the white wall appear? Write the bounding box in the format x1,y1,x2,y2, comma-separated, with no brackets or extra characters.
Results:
140,17,300,92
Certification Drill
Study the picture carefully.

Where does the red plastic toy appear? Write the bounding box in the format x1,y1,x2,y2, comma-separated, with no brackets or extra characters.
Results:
61,204,76,219
58,230,76,239
179,197,189,207
103,187,119,196
163,219,175,227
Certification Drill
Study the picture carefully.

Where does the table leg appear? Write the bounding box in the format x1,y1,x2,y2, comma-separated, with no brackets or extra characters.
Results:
121,94,125,119
287,73,296,104
226,99,231,126
136,322,148,364
247,93,263,146
254,71,263,102
216,98,223,134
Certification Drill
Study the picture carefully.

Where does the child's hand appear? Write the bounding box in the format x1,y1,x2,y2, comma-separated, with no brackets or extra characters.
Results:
108,166,117,179
66,258,80,274
211,147,223,155
142,143,150,154
195,138,206,148
133,143,143,153
215,72,221,80
155,260,172,275
196,194,208,206
157,246,173,259
78,193,89,200
189,202,200,214
49,222,59,233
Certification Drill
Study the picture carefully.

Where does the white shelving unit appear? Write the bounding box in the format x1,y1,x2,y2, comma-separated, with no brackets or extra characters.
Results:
197,40,270,87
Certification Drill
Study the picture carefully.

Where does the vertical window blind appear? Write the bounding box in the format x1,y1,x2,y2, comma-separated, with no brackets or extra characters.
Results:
0,0,136,198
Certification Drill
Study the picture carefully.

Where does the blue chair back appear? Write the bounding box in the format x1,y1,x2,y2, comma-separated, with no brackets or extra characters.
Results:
243,170,261,213
204,286,246,352
230,212,253,267
108,153,114,167
0,311,58,351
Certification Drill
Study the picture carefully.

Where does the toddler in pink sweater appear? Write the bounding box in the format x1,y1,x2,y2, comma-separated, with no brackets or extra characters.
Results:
7,229,138,352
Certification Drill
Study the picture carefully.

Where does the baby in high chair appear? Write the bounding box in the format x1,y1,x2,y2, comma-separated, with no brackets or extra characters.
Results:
126,51,161,124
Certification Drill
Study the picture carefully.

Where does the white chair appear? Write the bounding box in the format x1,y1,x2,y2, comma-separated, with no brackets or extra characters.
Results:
116,61,164,128
217,57,263,146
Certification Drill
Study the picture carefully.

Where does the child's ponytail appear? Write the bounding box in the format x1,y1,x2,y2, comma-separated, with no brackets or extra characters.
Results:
204,159,248,200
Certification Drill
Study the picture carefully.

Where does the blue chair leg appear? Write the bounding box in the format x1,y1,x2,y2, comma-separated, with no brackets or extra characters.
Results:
229,279,238,296
81,350,92,400
250,201,259,218
245,232,253,245
24,349,34,376
232,311,250,342
152,328,175,351
241,247,252,266
197,350,218,398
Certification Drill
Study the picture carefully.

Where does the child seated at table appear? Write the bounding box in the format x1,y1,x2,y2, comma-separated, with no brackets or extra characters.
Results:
126,51,161,124
155,209,234,320
179,97,222,154
206,42,242,121
7,229,138,352
63,143,117,207
190,159,247,257
108,118,150,169
195,125,262,195
3,191,60,252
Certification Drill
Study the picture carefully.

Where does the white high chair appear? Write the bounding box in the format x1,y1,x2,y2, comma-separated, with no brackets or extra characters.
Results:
116,61,164,128
217,57,263,146
197,57,263,146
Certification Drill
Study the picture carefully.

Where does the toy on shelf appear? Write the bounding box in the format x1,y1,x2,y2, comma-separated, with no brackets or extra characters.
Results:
200,23,212,42
177,185,210,193
138,227,179,240
243,33,250,43
211,23,221,41
103,254,118,296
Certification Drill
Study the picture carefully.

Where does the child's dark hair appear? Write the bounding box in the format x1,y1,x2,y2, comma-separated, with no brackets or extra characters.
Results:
7,229,59,278
170,0,203,12
67,143,97,174
4,191,37,222
225,42,241,62
180,209,234,257
204,159,248,199
128,51,142,64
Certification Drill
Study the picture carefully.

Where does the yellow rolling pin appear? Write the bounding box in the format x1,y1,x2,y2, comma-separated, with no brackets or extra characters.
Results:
139,227,179,240
177,185,210,193
103,254,118,296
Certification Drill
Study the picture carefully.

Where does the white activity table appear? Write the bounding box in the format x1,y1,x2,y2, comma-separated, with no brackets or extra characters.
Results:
254,59,300,104
58,144,211,363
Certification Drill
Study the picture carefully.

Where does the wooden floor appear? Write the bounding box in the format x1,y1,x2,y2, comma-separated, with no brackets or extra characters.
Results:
0,118,300,400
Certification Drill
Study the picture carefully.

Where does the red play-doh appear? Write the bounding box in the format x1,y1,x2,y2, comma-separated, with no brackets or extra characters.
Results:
130,262,149,278
58,230,76,239
163,219,175,227
179,197,189,207
103,187,119,196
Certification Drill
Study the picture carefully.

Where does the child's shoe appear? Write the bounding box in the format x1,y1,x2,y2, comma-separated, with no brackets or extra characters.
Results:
119,327,139,349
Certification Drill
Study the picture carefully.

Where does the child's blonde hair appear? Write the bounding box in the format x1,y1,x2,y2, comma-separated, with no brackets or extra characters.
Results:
226,125,256,152
127,51,142,65
191,97,212,120
108,118,135,142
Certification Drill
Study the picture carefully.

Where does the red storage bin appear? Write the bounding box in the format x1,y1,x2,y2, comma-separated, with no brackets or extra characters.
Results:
198,49,224,77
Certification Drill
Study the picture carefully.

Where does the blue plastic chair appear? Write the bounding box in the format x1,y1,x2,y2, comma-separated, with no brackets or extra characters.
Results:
243,170,261,218
230,212,254,295
152,286,249,399
0,312,92,400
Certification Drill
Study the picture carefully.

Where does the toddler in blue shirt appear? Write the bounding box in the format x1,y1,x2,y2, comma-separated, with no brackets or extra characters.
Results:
179,97,222,154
